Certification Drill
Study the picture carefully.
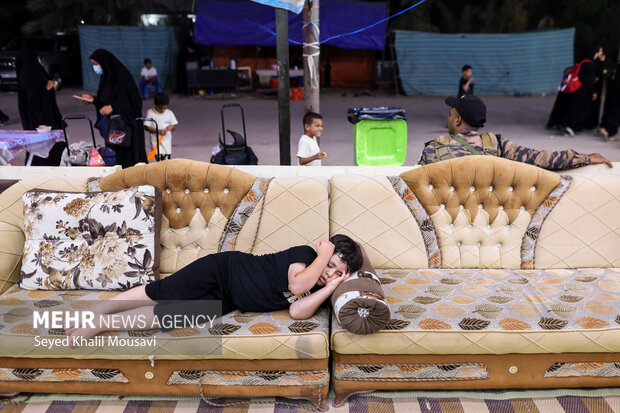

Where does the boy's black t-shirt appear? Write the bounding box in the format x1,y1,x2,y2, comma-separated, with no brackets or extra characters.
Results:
458,77,474,96
228,246,318,312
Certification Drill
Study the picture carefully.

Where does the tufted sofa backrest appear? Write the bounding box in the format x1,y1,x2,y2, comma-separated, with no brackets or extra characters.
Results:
400,156,562,269
99,159,256,229
100,160,330,276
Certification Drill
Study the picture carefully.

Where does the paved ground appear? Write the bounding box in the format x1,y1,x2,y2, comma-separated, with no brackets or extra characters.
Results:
1,87,619,166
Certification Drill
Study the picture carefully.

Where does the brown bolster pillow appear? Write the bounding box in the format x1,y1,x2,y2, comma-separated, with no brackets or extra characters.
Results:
330,244,390,335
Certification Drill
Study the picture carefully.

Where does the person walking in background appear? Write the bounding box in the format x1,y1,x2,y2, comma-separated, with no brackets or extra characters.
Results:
586,50,607,130
547,45,602,136
458,65,475,96
0,110,9,126
601,60,620,142
297,112,326,166
145,92,178,161
16,51,66,166
140,58,162,100
79,49,146,168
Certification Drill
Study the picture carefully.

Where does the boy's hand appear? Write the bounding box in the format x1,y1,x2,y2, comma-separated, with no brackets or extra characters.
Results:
316,240,334,257
325,271,350,291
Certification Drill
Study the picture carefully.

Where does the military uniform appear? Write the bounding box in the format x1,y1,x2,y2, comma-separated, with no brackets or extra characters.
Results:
418,131,591,171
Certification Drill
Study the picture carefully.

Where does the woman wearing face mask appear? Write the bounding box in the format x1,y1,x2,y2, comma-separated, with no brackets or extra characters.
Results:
79,49,146,168
16,50,66,165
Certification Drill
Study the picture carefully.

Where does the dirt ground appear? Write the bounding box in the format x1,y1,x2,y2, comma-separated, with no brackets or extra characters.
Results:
1,87,619,166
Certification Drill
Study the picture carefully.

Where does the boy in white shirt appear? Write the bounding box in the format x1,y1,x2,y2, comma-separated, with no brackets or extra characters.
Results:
140,58,163,99
145,93,178,161
297,112,326,166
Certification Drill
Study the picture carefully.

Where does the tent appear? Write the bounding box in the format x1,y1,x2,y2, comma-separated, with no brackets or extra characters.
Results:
395,29,575,95
194,0,387,87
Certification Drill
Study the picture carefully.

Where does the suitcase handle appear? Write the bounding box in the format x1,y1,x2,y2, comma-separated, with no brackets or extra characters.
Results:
220,103,246,147
62,115,96,156
136,117,160,161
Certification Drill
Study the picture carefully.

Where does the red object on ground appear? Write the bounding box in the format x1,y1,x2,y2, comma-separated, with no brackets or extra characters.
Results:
290,87,304,101
270,78,278,89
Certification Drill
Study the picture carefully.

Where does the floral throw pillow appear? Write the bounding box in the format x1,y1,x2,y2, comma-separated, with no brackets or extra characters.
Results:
20,185,161,290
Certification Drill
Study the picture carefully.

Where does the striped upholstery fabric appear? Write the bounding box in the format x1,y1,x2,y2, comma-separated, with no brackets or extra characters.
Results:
394,29,575,96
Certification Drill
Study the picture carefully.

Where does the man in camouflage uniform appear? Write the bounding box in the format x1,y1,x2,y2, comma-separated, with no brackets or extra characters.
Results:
419,95,613,170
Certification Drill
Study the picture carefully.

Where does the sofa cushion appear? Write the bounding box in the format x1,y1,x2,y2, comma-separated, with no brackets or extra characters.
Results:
535,169,620,268
331,268,620,355
0,177,93,294
19,186,161,290
331,244,390,335
0,286,329,360
329,174,429,269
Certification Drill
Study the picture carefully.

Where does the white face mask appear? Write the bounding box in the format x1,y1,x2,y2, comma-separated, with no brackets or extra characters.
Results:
92,64,103,75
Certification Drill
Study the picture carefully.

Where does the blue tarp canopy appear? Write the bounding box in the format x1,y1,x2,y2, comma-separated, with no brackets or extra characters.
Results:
195,0,387,50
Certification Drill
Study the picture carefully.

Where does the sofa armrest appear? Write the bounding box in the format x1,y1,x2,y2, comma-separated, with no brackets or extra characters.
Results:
0,222,25,295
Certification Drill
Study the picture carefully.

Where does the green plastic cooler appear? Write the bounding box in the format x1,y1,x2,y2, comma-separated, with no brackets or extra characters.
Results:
348,107,407,166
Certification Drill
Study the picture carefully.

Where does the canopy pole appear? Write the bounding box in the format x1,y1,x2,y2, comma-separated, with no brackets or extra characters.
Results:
303,0,320,118
276,7,291,165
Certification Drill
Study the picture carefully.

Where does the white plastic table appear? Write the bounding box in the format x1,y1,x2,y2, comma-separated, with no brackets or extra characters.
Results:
0,130,65,166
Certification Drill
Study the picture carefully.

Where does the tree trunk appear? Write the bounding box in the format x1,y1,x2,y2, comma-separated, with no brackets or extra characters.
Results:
303,0,320,116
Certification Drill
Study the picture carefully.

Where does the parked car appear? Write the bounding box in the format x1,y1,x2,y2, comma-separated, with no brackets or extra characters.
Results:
0,53,17,90
0,34,82,90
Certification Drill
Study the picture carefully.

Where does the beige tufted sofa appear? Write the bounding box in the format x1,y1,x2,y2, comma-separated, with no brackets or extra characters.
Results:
0,157,618,410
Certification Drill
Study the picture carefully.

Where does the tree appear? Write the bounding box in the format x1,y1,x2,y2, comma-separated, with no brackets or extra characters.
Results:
21,0,153,36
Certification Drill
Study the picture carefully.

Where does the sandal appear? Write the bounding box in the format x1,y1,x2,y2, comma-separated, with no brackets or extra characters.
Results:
601,128,609,141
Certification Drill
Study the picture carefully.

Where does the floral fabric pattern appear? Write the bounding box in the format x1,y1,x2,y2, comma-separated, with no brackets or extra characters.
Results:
167,369,328,386
545,362,620,378
332,268,620,335
20,186,161,290
333,363,488,381
0,367,127,383
521,176,572,269
388,176,441,268
219,178,271,252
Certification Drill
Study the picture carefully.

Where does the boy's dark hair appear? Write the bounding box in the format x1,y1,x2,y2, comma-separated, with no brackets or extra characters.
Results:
329,234,363,273
144,58,152,65
303,111,322,127
154,92,169,106
462,64,472,72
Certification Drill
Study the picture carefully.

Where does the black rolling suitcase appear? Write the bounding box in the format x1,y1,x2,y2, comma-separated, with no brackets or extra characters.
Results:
211,103,258,165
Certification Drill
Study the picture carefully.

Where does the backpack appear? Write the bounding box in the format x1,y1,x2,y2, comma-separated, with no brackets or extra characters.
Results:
433,132,498,162
559,59,591,94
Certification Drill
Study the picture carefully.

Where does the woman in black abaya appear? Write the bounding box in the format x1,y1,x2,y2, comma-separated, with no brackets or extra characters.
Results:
16,51,66,165
547,46,601,136
80,49,146,168
602,62,620,141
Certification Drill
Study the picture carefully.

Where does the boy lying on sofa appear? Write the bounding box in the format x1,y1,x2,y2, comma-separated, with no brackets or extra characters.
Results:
65,235,362,347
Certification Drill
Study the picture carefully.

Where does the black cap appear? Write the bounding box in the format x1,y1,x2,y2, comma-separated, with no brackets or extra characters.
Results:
445,94,486,128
